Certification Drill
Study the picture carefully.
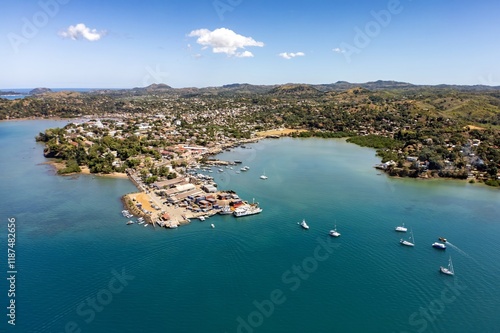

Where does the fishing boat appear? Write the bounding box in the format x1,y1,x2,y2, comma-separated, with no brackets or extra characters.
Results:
300,219,309,230
440,256,454,276
219,205,233,215
400,229,415,247
432,242,446,250
329,225,341,237
395,223,407,232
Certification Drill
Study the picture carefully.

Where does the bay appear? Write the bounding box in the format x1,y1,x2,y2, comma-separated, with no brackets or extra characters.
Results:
0,121,499,333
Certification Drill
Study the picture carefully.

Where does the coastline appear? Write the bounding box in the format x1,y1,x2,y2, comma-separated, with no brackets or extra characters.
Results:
42,160,128,179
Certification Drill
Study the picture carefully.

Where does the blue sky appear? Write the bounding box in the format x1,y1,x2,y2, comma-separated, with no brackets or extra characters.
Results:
1,0,499,88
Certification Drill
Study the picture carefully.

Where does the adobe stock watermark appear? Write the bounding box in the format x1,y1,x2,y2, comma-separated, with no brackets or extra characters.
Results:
398,278,467,333
7,0,70,54
213,0,243,21
334,0,404,63
60,268,134,333
230,235,340,333
142,65,169,87
478,74,500,87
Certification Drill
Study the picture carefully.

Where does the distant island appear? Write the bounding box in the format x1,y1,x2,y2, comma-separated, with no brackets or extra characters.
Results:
29,87,53,95
0,91,22,96
2,80,498,186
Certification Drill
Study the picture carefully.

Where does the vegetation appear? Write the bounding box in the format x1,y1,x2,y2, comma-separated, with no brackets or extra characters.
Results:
19,82,500,186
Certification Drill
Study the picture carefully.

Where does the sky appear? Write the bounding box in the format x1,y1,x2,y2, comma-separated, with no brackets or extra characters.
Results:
1,0,500,89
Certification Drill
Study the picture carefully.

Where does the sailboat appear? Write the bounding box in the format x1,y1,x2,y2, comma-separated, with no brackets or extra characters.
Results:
329,224,341,237
299,219,309,230
395,222,407,232
440,256,454,276
400,229,415,247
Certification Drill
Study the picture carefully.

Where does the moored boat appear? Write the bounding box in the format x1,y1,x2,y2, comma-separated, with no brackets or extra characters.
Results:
233,204,263,217
395,223,407,232
440,256,454,276
432,242,446,250
400,229,415,247
329,224,341,237
219,205,233,215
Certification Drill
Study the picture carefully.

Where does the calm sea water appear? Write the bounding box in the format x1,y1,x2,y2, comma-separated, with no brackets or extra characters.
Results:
1,121,499,333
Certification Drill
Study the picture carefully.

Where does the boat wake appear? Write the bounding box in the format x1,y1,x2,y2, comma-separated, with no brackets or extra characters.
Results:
446,241,472,259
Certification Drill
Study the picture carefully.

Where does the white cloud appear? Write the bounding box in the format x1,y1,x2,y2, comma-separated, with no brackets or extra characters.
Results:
188,28,264,57
333,47,345,54
59,23,106,41
278,52,305,59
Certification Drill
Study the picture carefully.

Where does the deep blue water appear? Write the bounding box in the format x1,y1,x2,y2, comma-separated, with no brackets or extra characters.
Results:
0,121,499,333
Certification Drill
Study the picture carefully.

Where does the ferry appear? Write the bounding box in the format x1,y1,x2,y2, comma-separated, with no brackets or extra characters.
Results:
233,203,262,217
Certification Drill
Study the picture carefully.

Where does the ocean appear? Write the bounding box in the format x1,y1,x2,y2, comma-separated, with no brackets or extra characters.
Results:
0,120,499,333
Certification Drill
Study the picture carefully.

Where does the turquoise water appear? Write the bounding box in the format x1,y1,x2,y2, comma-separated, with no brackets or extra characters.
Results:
1,121,499,333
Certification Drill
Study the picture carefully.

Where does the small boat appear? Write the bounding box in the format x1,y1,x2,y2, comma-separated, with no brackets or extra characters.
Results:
329,225,341,237
199,216,206,221
211,224,215,228
260,174,268,180
395,223,407,232
439,237,447,243
300,219,309,230
219,205,233,215
440,256,454,276
432,242,446,250
144,224,149,227
400,229,415,247
126,220,134,225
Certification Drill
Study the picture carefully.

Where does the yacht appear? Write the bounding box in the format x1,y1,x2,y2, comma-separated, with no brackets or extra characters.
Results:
400,229,415,247
440,256,454,276
300,219,309,230
329,225,341,237
395,223,407,232
432,242,446,250
260,174,268,180
241,166,249,171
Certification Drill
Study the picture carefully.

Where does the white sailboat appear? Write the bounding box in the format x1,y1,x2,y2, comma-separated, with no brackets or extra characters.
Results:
395,222,407,232
300,219,309,230
440,256,454,276
400,229,415,247
329,224,341,237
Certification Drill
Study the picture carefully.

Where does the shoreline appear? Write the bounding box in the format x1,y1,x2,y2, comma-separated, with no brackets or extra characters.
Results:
42,160,128,179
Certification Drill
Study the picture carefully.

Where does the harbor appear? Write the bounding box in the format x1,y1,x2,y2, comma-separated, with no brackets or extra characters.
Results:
121,159,263,229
